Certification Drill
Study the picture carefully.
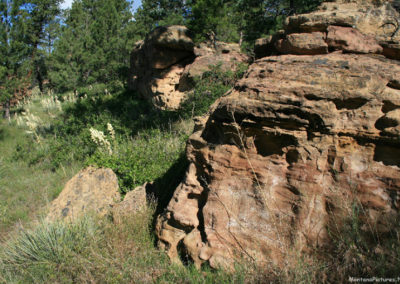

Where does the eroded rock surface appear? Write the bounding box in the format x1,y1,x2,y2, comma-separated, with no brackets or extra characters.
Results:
47,167,120,221
129,26,249,109
255,0,400,59
129,26,195,109
326,25,383,54
156,0,400,269
275,32,328,55
286,0,399,37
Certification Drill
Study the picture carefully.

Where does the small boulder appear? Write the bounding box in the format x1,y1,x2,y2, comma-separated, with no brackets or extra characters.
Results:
112,183,149,224
254,32,286,59
254,36,274,59
47,167,120,221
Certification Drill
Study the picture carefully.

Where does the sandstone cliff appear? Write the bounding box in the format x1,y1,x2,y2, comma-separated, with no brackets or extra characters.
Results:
156,0,400,269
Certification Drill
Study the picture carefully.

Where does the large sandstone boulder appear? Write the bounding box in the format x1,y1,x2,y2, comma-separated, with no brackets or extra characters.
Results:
285,0,399,37
156,52,400,269
255,0,400,59
129,26,249,110
275,32,328,55
47,167,120,221
326,25,383,54
156,0,400,270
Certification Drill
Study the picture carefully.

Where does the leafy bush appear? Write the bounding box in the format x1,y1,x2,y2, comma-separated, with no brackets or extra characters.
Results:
86,128,189,193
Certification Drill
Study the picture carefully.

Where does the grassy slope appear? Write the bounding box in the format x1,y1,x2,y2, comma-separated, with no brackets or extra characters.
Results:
0,84,256,283
0,119,81,237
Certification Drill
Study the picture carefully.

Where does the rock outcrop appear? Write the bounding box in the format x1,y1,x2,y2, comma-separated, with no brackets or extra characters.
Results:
156,0,400,269
47,167,120,221
255,0,400,59
129,26,249,109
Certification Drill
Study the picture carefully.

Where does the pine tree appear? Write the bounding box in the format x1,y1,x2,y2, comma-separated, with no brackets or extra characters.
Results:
48,0,134,92
26,0,61,92
133,0,186,39
0,0,31,119
232,0,323,48
186,0,225,43
90,0,133,83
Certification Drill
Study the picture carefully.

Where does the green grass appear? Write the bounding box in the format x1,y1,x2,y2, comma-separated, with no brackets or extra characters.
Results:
0,120,81,236
0,206,253,283
0,68,255,282
2,67,398,283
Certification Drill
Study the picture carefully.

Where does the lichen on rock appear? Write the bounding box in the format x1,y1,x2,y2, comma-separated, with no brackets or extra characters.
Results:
47,167,120,221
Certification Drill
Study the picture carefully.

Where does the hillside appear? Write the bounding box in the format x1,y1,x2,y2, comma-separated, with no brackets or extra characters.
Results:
1,0,400,283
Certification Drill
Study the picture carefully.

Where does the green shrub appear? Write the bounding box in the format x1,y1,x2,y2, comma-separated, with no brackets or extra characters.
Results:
179,62,248,118
1,218,98,266
86,128,189,193
0,158,6,180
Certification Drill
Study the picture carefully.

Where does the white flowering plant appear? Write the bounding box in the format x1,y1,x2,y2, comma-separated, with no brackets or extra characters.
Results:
89,123,116,155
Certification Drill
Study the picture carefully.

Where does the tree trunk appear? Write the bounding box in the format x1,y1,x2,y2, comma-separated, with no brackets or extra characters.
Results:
239,31,244,47
289,0,296,15
35,60,43,93
36,65,44,93
3,100,10,121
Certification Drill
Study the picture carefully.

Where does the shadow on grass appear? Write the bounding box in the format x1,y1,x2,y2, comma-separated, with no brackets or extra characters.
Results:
55,89,186,138
149,153,189,215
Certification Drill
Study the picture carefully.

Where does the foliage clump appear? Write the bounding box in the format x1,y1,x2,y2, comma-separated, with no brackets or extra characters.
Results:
180,62,248,118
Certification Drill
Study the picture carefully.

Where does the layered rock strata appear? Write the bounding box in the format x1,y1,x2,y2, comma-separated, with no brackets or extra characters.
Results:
156,0,400,269
255,0,400,59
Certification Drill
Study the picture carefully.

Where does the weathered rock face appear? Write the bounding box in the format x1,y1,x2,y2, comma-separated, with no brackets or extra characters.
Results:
255,0,400,59
129,26,195,110
285,0,398,37
129,26,249,109
47,167,120,221
326,25,383,54
156,0,400,269
275,32,328,55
